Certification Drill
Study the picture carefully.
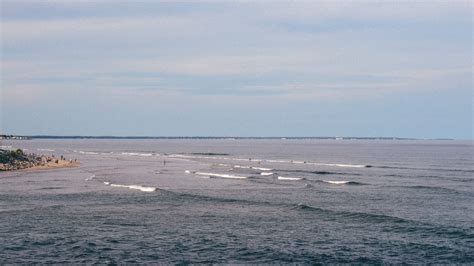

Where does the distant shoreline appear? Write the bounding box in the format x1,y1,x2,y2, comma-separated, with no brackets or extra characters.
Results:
0,135,456,141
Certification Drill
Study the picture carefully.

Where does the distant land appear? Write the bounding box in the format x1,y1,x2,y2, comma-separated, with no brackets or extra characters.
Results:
0,135,455,141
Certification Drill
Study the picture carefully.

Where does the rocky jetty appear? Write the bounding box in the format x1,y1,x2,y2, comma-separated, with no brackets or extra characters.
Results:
0,149,78,171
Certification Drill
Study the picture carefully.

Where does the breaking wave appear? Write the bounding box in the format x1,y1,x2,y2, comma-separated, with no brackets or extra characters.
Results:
252,166,273,171
260,172,275,176
232,165,273,171
103,182,157,192
278,176,304,181
195,172,248,179
120,152,153,157
308,162,370,168
37,148,55,152
322,180,365,185
85,175,95,181
78,151,99,155
167,154,370,168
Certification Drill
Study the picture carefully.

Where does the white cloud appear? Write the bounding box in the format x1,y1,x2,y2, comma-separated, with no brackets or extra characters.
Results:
1,1,471,103
1,16,190,42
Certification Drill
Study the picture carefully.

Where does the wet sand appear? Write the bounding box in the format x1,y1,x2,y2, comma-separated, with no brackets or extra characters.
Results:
24,159,80,171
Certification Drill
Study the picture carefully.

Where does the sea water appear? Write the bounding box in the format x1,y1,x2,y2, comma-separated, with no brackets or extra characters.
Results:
0,139,472,263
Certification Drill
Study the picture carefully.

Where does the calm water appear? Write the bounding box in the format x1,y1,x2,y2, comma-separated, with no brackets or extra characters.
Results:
1,139,473,263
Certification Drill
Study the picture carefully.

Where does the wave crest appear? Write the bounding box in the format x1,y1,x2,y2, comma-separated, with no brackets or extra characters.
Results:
195,172,248,179
278,176,304,181
103,182,157,192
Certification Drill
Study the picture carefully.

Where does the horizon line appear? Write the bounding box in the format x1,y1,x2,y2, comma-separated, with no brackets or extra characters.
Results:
0,134,459,141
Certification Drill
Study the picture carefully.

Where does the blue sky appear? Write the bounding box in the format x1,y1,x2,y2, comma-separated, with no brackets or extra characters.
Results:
1,0,472,138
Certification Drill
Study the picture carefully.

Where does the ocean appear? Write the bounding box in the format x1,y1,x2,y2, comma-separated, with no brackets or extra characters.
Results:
0,139,473,263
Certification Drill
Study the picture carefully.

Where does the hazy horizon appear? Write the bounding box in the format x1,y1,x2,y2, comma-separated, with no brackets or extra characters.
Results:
1,134,469,141
1,1,472,139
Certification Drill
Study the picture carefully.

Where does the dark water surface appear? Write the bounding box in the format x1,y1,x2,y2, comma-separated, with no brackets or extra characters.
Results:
1,139,473,263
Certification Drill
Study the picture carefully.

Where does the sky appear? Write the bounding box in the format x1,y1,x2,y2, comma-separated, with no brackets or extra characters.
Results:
0,0,472,138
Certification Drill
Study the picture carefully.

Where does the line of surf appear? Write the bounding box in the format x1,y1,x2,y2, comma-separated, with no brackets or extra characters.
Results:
213,163,274,172
103,181,157,192
277,176,304,181
185,170,248,179
196,172,248,179
37,148,55,152
233,165,273,171
321,180,365,185
75,150,100,155
169,154,370,168
260,172,275,176
120,152,154,157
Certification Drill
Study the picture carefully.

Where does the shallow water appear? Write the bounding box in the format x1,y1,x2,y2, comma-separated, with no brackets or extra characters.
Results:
1,139,473,263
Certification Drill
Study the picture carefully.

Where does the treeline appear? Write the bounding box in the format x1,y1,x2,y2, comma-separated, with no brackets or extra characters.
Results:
0,135,31,140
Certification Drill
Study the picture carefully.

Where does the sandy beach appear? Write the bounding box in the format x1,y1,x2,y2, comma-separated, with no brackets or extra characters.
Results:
23,159,80,171
0,149,79,172
0,159,80,172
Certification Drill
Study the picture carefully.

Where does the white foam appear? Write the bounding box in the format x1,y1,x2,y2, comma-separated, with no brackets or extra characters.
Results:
278,176,304,181
121,152,153,157
307,162,366,168
103,182,157,192
79,151,99,155
234,158,250,161
328,163,365,168
252,167,273,171
37,148,55,152
195,172,248,179
270,159,289,163
232,165,273,171
85,175,95,181
168,154,184,158
233,165,252,169
109,184,157,192
260,172,274,176
324,180,350,184
167,154,368,168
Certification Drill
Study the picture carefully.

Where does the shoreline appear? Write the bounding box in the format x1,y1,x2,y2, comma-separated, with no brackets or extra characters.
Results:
0,149,80,172
1,159,80,172
22,160,80,171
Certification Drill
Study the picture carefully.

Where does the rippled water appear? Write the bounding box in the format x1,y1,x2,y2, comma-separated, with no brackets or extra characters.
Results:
1,139,473,263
